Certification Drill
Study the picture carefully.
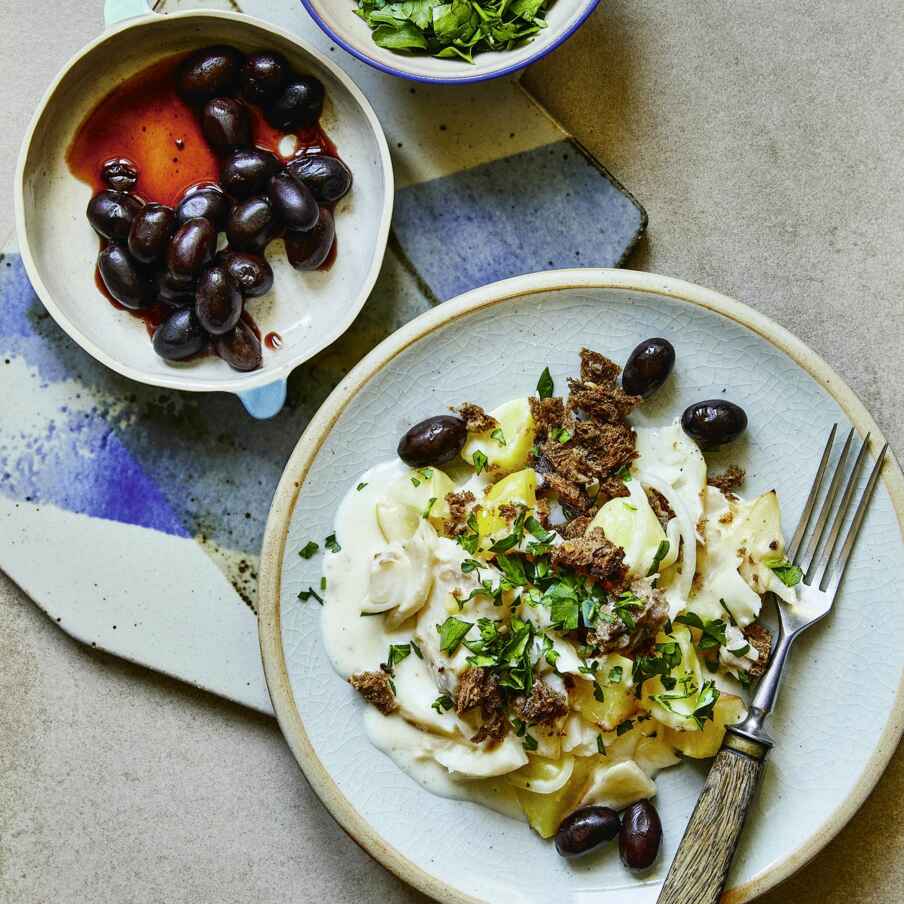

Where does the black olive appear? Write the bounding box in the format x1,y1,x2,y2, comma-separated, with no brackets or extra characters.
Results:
285,207,334,271
97,245,151,310
167,218,217,278
156,269,196,307
241,51,288,106
555,806,621,858
681,399,748,448
178,45,243,105
153,307,208,361
215,319,262,371
226,196,279,252
127,203,175,264
622,337,675,398
265,74,325,130
195,265,243,335
100,157,138,192
217,250,273,297
202,97,251,153
220,148,280,199
397,415,467,467
86,190,143,242
269,171,318,232
175,186,231,229
286,154,352,203
619,800,662,870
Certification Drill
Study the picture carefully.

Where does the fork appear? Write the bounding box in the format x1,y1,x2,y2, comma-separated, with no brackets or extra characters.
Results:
657,426,889,904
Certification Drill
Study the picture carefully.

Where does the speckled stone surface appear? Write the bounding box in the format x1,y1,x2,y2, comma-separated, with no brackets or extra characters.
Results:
1,2,902,903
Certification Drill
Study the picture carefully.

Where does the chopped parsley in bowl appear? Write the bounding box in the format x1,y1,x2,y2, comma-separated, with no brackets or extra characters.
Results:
354,0,553,62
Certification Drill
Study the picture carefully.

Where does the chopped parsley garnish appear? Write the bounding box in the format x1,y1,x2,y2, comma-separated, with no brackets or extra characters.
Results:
764,556,803,587
537,366,554,399
647,540,670,576
437,616,473,654
418,467,434,479
461,558,482,573
320,576,327,591
490,427,507,447
552,426,572,444
298,586,324,604
431,694,454,714
542,634,559,668
613,591,642,629
422,497,437,519
324,533,341,553
456,512,481,554
356,482,368,491
410,476,421,487
522,732,539,752
593,681,605,703
727,643,750,657
472,450,489,474
597,734,606,754
609,665,623,684
299,541,319,559
615,464,632,482
675,612,727,650
616,718,634,736
386,643,412,669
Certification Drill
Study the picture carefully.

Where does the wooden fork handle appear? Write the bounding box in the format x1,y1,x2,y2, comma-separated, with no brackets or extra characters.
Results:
657,733,770,904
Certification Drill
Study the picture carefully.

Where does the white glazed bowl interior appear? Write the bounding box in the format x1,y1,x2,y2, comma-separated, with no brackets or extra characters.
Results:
301,0,601,84
16,11,392,394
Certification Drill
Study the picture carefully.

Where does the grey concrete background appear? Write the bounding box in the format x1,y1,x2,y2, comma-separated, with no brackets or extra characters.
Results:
1,1,902,902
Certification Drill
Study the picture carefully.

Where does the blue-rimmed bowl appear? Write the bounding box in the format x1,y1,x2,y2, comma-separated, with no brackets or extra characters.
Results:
301,0,601,84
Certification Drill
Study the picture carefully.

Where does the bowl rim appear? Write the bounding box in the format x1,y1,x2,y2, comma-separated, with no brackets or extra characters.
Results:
300,0,603,85
13,8,394,395
257,266,904,904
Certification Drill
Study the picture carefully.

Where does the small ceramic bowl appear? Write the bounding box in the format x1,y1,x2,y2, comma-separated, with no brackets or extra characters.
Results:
301,0,602,84
15,2,393,418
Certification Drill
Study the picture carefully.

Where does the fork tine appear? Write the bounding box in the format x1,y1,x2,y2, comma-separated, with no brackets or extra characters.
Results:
788,424,837,561
809,433,870,587
824,443,888,597
798,428,855,573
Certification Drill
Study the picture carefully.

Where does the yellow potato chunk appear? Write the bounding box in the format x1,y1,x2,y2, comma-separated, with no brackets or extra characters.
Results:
570,665,639,732
475,468,537,536
515,756,594,838
662,694,746,759
462,398,535,474
387,467,456,523
589,483,669,577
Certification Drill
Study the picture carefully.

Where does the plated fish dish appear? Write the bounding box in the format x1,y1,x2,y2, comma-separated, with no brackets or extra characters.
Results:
302,341,800,867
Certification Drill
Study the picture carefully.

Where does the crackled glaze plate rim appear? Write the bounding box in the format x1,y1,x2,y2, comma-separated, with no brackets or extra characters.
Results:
258,267,904,904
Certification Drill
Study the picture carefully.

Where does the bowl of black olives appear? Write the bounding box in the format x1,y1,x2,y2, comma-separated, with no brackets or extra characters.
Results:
15,7,392,418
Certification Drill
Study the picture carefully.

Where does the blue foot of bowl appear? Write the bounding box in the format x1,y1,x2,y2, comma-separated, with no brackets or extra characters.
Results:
237,379,287,419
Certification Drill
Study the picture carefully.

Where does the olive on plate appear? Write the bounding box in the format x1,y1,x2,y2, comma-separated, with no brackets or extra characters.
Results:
287,154,352,203
215,319,262,372
167,217,217,278
220,148,280,200
555,807,620,858
681,399,748,447
619,800,662,870
153,307,208,361
241,50,288,106
87,189,143,242
97,245,151,310
178,45,243,105
397,415,467,468
226,196,279,252
127,203,175,264
156,269,196,307
269,171,318,232
218,250,273,298
265,74,324,130
285,207,334,271
202,97,251,153
195,265,243,335
175,186,231,230
100,157,138,192
622,337,675,398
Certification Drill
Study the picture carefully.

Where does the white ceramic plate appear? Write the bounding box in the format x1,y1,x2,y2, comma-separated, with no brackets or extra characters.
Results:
258,269,904,903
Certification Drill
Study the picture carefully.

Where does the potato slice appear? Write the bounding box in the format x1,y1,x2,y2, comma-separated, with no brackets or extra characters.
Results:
378,467,456,542
662,694,746,759
462,398,535,474
515,756,594,838
507,755,575,794
570,667,639,732
475,468,537,536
